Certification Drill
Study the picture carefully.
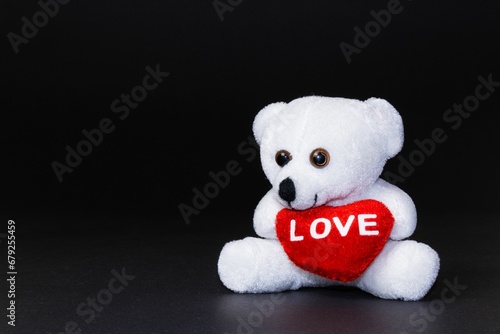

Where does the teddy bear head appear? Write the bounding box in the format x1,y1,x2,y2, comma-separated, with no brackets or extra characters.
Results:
253,95,404,210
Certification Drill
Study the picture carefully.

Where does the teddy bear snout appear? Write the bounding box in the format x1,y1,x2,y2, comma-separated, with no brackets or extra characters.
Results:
278,177,296,203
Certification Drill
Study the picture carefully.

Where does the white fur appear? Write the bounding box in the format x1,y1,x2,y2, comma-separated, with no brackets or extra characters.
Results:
218,95,440,301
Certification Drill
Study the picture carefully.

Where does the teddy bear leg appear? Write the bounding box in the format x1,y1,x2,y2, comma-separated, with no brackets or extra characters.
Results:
354,240,440,301
218,237,335,293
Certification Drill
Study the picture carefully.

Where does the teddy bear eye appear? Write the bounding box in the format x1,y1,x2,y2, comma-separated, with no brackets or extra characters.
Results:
275,150,292,167
310,148,330,168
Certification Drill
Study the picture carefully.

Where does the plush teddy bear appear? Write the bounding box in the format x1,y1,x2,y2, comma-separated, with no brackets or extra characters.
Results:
217,95,440,301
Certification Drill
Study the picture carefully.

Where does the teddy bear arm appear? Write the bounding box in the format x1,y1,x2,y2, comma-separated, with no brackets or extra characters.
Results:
369,179,417,240
253,190,282,239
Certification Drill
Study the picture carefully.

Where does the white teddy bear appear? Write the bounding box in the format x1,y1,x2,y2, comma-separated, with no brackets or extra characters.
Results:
218,95,440,301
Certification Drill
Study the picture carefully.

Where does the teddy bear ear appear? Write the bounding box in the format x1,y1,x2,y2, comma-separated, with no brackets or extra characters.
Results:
252,102,287,145
364,97,404,158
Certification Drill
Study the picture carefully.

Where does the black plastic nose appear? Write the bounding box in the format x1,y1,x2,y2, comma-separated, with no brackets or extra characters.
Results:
279,177,296,203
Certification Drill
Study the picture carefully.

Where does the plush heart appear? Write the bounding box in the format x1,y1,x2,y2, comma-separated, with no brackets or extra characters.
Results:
276,199,394,282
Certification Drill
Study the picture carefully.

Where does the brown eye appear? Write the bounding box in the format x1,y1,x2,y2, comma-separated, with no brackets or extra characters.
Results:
310,148,330,168
275,150,292,167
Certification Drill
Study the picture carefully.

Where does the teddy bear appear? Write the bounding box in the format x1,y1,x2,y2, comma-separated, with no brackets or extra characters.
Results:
217,95,440,301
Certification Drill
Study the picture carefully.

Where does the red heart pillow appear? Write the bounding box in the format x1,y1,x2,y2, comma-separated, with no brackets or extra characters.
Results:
276,199,394,282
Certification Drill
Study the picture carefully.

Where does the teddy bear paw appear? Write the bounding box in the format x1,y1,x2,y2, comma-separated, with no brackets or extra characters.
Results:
356,240,440,301
217,237,263,293
218,237,311,293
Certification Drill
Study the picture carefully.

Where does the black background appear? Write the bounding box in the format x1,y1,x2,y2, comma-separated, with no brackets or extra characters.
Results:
2,1,500,333
3,0,500,234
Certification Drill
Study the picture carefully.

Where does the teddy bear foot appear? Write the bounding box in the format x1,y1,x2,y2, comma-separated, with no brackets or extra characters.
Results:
218,237,333,293
355,240,440,301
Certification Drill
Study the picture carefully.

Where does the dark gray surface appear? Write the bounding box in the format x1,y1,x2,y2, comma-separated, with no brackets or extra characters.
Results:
3,213,499,334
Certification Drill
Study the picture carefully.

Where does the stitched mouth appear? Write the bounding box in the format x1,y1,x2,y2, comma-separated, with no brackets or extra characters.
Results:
288,194,318,210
